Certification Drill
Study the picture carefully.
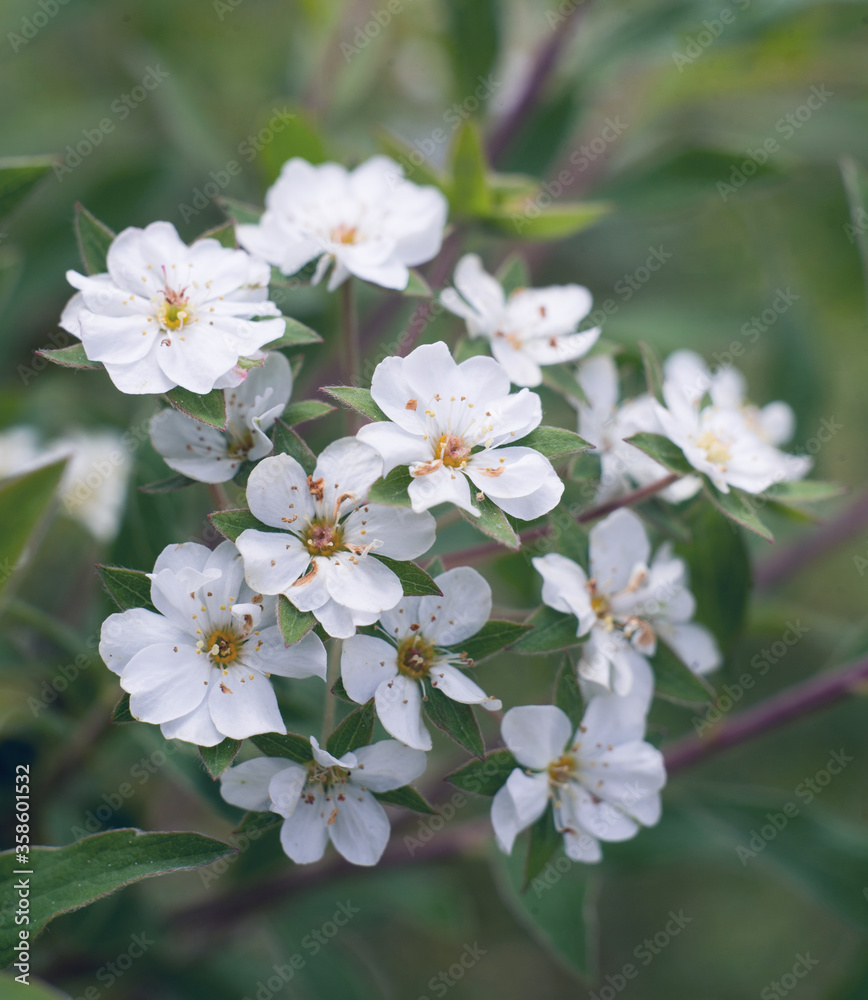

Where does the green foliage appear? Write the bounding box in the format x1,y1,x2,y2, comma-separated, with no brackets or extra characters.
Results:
271,420,317,474
208,508,274,542
424,685,484,758
443,619,532,662
512,606,582,654
165,387,227,430
638,339,665,403
74,204,115,274
625,432,695,477
199,738,243,779
460,493,520,549
279,399,335,427
262,315,322,349
320,386,388,422
447,748,517,796
97,565,156,612
496,252,531,295
519,425,591,460
374,786,437,815
524,804,563,885
249,732,312,764
326,700,375,758
277,594,317,646
650,639,713,704
448,121,491,217
705,482,774,542
375,555,442,597
0,156,54,220
367,466,414,506
553,657,585,727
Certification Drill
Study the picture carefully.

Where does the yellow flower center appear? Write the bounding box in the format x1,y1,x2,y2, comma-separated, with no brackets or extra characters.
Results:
547,754,577,786
696,430,731,466
396,635,435,679
204,628,239,664
303,520,344,558
435,434,472,469
331,224,359,245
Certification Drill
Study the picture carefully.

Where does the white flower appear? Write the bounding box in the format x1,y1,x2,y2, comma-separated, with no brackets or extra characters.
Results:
440,254,600,387
149,351,293,483
491,678,666,863
341,567,501,750
533,508,721,696
99,540,326,745
60,221,284,395
575,354,701,504
236,156,448,292
654,373,811,495
220,737,427,866
357,342,564,519
236,438,436,639
663,349,797,446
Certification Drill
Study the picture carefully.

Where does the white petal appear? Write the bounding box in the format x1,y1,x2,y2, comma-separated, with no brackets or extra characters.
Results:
589,509,651,595
341,634,398,704
430,663,500,709
409,464,475,514
502,704,571,769
325,553,403,614
532,554,595,634
206,667,286,739
580,653,654,744
99,609,189,676
235,529,311,596
160,700,224,746
279,789,330,863
153,541,213,576
352,739,428,791
657,622,721,676
149,410,236,484
374,674,432,750
244,452,315,528
491,778,527,855
123,644,211,723
419,566,491,646
491,469,563,520
342,503,436,561
466,446,555,500
315,437,383,516
267,764,308,817
356,421,426,475
329,789,391,866
221,758,290,812
247,627,328,680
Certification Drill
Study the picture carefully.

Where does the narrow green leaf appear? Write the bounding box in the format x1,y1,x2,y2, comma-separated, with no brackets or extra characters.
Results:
444,619,531,662
553,657,584,728
196,221,236,248
650,640,713,704
483,200,610,241
762,480,846,505
705,482,774,542
250,732,312,763
277,594,317,646
374,785,437,815
524,804,562,886
330,675,354,703
263,315,323,349
541,362,588,404
424,686,484,758
280,399,335,427
447,748,517,795
443,0,500,106
0,155,55,220
260,107,326,184
638,340,665,403
460,493,520,550
320,385,387,422
326,700,375,758
0,459,67,604
111,693,135,724
165,387,226,430
519,425,591,460
74,204,115,274
208,508,275,543
234,810,281,836
35,342,103,369
625,432,694,477
271,419,317,474
97,565,156,612
512,606,582,654
448,120,491,217
199,738,243,779
218,196,262,226
403,269,433,298
374,127,447,189
367,466,414,507
138,473,197,494
0,830,235,965
496,253,530,295
375,555,442,597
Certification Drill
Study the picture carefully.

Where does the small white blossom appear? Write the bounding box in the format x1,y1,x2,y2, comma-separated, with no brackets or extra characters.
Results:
357,341,564,519
236,156,448,291
341,567,501,750
491,677,666,863
99,540,326,745
220,737,427,866
149,351,293,483
440,254,600,387
60,221,284,395
236,438,436,639
533,508,721,696
575,354,701,504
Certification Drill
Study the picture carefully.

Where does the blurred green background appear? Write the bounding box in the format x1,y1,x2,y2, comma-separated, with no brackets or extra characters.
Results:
1,0,868,997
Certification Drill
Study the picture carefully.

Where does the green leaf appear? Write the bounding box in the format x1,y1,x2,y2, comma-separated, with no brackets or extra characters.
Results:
762,480,846,505
460,493,520,550
234,810,282,836
547,508,589,566
512,606,582,654
35,342,103,369
625,432,694,477
444,619,531,662
263,315,323,349
280,399,335,427
442,0,500,107
74,204,115,274
326,700,375,758
138,473,197,494
250,732,312,763
330,675,354,703
524,804,563,886
277,594,317,646
218,196,262,226
403,269,433,298
97,565,156,612
165,387,226,430
674,503,749,650
199,738,243,779
0,156,54,220
705,482,774,542
271,419,317,474
111,693,135,724
208,508,275,543
541,362,587,404
553,657,584,728
483,200,610,241
423,685,484,758
374,128,447,189
320,385,387,422
448,120,491,217
519,425,591,460
638,339,665,403
650,640,713,704
0,830,235,965
375,556,442,597
447,748,517,795
367,466,414,507
196,220,236,248
496,252,530,295
374,786,437,815
0,460,67,606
